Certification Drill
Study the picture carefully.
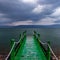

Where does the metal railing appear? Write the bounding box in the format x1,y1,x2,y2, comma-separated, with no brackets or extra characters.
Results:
5,42,16,60
5,38,22,60
34,31,59,60
5,31,26,60
39,40,58,60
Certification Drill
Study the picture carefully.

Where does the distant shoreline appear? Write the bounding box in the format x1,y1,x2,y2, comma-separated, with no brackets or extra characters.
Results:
0,25,60,28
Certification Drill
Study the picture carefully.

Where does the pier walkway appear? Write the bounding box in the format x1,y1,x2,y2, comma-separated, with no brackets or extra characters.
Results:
15,36,47,60
5,31,58,60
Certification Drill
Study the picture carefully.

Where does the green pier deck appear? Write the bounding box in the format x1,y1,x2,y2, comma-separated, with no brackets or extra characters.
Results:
15,36,47,60
6,31,51,60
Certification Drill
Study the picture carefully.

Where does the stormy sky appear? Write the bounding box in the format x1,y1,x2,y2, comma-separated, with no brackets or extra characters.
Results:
0,0,60,26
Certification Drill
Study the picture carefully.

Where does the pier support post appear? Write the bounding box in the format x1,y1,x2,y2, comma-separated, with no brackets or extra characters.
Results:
33,31,36,40
34,31,36,34
19,34,21,40
47,41,50,60
10,39,15,60
38,34,40,40
23,30,26,40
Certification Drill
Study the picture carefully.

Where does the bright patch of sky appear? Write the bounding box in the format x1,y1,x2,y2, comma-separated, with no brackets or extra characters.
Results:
32,4,45,14
51,7,60,17
22,0,38,4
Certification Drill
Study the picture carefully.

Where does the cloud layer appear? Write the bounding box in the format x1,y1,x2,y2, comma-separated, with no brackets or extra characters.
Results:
0,0,60,26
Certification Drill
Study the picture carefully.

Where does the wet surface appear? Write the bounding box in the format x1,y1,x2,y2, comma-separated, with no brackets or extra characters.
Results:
15,36,47,60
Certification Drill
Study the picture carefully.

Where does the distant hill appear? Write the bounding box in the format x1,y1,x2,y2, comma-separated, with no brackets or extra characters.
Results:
13,24,60,28
0,25,60,28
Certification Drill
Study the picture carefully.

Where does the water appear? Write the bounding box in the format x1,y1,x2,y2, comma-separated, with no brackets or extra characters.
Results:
0,28,60,56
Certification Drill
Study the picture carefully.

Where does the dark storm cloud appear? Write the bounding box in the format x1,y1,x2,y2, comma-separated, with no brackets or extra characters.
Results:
0,0,35,21
39,0,60,4
0,0,60,26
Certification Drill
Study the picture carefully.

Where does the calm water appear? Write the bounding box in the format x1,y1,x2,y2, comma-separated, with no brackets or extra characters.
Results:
0,28,60,56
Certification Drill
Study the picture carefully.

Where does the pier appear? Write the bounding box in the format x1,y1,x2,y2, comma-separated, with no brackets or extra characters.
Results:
5,31,58,60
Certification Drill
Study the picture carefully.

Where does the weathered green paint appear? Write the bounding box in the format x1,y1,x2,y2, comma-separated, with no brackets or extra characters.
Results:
9,31,51,60
14,36,47,60
33,32,51,60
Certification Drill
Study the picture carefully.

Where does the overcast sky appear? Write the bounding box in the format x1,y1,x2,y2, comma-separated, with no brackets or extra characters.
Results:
0,0,60,26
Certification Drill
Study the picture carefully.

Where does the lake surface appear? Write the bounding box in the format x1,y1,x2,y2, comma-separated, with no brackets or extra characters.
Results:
0,28,60,57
